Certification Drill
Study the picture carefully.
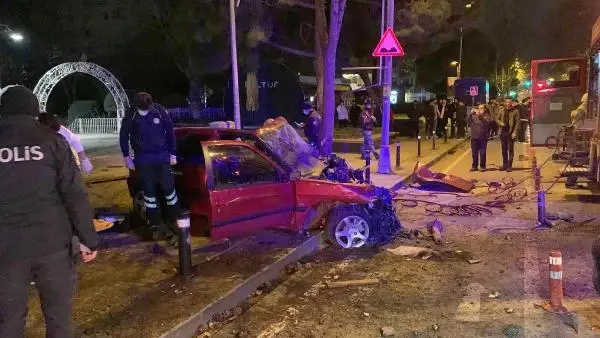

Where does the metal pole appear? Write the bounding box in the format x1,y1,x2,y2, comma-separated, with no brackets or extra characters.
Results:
458,27,463,78
378,0,385,86
229,0,241,129
177,212,193,277
417,135,421,157
377,0,394,174
365,152,371,184
432,135,436,150
537,191,548,227
444,127,448,144
395,142,401,169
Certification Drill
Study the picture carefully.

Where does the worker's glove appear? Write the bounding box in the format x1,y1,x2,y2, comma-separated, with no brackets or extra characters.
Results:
170,155,177,166
81,158,93,174
123,156,135,170
511,133,517,141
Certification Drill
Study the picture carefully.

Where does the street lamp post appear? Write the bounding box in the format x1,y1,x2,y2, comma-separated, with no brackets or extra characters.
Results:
458,26,463,78
229,0,241,129
0,24,24,87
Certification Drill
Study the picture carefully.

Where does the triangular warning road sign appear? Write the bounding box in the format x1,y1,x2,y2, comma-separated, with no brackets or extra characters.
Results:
372,27,405,57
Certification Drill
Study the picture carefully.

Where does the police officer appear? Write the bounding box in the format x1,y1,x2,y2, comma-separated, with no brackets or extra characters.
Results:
119,92,180,241
0,85,99,337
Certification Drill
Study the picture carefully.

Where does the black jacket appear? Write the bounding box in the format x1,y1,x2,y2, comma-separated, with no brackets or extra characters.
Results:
0,116,99,262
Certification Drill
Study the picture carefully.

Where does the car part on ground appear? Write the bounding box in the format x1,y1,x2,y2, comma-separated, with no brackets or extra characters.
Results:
412,162,475,192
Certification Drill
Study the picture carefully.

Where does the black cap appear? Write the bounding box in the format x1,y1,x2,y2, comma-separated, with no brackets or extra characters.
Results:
0,85,40,116
134,92,154,110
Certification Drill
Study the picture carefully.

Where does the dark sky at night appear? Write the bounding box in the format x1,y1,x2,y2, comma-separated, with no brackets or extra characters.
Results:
474,0,600,60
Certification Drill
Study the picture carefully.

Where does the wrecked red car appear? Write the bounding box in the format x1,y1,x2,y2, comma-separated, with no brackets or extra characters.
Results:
127,118,400,249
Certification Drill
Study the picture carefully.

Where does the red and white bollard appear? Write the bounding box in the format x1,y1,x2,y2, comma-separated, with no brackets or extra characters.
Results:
543,250,568,312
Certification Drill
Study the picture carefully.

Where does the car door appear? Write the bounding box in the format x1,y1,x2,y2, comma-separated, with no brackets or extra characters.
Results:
204,142,295,240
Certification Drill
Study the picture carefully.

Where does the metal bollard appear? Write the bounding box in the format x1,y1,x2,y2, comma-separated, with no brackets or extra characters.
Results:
534,167,541,192
537,191,548,227
417,136,422,158
548,250,565,311
365,151,371,184
395,142,401,169
432,135,437,150
444,127,448,144
177,212,193,277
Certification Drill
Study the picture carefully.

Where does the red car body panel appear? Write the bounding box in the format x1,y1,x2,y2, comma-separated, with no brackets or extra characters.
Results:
132,126,377,240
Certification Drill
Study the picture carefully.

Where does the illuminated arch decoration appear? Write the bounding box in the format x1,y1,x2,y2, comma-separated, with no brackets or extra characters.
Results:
33,62,129,118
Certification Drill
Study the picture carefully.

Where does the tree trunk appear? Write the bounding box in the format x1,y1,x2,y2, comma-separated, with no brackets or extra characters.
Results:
314,0,327,115
320,0,347,155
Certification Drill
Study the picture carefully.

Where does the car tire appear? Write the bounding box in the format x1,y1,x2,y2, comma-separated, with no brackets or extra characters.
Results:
592,239,600,295
130,190,148,229
326,205,371,249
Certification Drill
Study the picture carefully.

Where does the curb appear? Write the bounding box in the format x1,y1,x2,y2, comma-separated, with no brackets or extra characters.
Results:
160,234,321,338
389,138,469,191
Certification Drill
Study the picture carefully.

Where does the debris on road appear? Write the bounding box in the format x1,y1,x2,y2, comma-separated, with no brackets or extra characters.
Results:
427,219,444,244
326,278,380,289
363,312,370,317
468,259,482,264
489,292,500,298
432,324,439,331
412,162,475,192
505,307,514,314
381,326,396,336
386,245,435,258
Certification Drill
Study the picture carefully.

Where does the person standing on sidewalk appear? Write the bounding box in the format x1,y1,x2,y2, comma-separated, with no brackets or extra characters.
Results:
120,92,180,241
0,85,99,337
336,101,349,128
487,98,500,139
425,99,438,139
468,104,491,171
456,100,468,139
497,98,520,172
517,97,531,142
361,100,379,160
436,98,447,138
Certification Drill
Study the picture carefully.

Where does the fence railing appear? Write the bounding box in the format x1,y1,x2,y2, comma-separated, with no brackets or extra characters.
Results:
69,118,120,134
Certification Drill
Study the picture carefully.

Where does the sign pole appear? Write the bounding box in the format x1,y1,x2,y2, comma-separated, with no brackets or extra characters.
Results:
377,0,395,174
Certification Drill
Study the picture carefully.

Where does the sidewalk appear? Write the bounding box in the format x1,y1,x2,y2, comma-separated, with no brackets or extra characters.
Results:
338,137,468,189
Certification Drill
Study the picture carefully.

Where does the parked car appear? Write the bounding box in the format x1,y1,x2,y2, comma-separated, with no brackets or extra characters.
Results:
127,119,400,249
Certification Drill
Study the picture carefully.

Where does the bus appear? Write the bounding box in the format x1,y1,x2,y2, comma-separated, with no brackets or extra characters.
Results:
530,57,588,146
558,16,600,183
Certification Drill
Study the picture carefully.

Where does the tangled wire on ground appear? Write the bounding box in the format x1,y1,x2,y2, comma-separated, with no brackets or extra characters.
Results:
393,176,530,217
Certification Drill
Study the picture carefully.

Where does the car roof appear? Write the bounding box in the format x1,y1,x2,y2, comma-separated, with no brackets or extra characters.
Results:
174,126,256,140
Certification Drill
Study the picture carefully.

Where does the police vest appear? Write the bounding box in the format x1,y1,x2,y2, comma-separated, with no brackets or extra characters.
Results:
0,146,44,163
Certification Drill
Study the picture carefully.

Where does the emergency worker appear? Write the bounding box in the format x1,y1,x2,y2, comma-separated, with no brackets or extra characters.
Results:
119,92,180,240
297,101,321,148
0,85,99,337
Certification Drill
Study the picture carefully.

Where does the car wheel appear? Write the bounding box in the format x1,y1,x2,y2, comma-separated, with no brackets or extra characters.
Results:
592,239,600,295
327,205,370,249
129,190,147,229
